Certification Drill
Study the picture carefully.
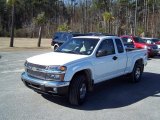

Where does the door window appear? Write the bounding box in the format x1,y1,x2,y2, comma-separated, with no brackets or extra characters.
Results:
97,39,115,56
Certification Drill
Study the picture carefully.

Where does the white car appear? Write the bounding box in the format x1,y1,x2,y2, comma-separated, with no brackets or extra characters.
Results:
142,37,160,49
21,36,147,105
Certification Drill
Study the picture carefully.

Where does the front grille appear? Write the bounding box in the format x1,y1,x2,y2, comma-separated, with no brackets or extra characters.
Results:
27,69,46,80
151,45,158,49
27,62,47,69
25,62,47,80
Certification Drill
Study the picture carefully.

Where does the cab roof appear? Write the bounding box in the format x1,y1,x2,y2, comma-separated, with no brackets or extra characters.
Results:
73,35,119,40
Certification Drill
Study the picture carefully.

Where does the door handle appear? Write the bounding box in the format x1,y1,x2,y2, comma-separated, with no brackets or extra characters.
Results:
112,56,118,60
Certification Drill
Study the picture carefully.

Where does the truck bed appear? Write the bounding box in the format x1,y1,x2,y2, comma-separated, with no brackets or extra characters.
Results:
126,48,142,52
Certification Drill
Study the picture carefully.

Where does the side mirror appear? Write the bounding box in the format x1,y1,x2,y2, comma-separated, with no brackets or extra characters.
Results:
96,49,107,57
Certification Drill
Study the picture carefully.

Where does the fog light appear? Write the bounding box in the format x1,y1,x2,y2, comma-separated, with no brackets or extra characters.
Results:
51,74,60,79
53,88,57,93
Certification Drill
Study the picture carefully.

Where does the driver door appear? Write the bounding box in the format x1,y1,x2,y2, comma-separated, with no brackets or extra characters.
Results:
93,39,118,83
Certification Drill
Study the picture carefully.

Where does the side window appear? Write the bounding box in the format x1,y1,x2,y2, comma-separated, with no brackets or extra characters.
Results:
127,38,132,43
121,37,128,43
115,39,124,53
121,37,132,43
97,39,115,56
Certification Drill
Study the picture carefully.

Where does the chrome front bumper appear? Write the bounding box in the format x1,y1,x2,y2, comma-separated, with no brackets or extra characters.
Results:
21,72,69,95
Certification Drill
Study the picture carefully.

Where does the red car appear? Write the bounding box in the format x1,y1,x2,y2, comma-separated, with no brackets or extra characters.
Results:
120,35,159,57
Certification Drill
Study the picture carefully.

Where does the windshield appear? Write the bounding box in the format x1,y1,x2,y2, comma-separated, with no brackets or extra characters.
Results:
53,32,65,39
53,32,71,42
60,33,72,42
133,37,146,43
152,39,160,42
55,38,99,55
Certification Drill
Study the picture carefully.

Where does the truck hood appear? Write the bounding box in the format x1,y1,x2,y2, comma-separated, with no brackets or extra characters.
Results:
27,52,88,66
136,43,157,47
155,42,160,45
145,43,157,47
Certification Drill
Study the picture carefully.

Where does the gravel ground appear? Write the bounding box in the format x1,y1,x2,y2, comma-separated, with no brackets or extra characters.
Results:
0,49,160,120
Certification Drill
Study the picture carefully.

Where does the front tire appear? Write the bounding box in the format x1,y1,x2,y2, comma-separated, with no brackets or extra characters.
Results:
69,75,87,105
51,44,59,51
53,45,59,51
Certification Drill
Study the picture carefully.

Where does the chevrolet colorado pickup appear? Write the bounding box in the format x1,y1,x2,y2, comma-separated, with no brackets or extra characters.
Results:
21,36,147,105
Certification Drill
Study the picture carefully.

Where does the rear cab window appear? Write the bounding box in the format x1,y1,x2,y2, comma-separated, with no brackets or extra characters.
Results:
115,39,124,53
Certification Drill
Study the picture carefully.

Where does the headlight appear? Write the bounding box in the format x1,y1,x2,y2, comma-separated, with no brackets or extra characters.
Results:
47,65,67,73
144,45,147,49
144,45,151,50
46,73,65,81
24,60,28,67
24,61,28,72
147,46,152,50
46,65,67,81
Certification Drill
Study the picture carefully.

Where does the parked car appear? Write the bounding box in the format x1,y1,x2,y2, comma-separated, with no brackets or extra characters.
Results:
21,35,147,105
142,37,160,49
120,35,159,57
51,32,84,51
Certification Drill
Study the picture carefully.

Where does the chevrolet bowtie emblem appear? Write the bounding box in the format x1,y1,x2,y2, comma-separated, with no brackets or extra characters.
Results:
31,67,37,71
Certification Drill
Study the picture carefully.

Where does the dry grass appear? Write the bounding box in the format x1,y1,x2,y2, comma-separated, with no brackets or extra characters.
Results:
0,37,51,52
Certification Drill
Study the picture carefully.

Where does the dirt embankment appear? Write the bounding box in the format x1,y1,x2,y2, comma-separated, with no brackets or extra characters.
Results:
0,37,51,52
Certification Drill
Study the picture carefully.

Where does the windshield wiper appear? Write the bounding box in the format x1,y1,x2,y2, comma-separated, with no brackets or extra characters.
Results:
65,51,77,54
55,50,85,55
55,50,77,54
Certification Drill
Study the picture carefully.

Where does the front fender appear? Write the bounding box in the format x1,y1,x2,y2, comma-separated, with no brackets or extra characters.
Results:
64,61,94,82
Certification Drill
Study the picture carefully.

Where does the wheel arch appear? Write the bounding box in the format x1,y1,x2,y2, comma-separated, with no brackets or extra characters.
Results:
53,44,59,51
132,58,144,72
69,69,94,92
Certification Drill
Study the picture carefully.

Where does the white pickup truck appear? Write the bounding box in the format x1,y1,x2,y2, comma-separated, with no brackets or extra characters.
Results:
21,36,147,105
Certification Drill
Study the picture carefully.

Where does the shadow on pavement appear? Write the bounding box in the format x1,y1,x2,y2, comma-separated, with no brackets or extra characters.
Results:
42,72,160,110
148,55,160,60
152,56,160,59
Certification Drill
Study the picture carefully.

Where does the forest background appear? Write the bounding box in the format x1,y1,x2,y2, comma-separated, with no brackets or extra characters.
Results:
0,0,160,40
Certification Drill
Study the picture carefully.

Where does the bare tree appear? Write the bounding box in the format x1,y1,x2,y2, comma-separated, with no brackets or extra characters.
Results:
6,0,16,47
33,12,46,47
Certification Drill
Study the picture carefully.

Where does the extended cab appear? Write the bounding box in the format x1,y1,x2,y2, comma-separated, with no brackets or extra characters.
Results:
21,36,147,105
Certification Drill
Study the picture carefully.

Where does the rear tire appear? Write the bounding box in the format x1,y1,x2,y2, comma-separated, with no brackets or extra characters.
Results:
149,55,154,58
69,75,87,105
54,45,59,51
129,63,143,83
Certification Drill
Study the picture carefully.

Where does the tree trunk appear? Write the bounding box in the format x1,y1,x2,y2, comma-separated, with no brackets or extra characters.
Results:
152,0,155,38
10,4,15,47
37,26,42,47
134,0,138,36
85,0,88,33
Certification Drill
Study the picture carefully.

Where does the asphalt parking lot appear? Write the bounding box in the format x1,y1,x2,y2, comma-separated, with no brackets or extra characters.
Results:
0,49,160,120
